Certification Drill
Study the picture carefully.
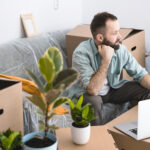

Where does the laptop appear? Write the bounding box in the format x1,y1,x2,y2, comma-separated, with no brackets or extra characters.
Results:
114,99,150,140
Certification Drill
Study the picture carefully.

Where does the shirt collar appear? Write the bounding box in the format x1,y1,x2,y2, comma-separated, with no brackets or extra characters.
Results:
91,38,99,56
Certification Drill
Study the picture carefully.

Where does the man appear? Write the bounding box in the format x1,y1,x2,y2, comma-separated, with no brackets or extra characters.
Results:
70,12,150,125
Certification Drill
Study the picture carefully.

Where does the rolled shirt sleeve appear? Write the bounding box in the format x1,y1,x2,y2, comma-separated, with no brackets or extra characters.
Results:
72,50,95,89
123,47,148,82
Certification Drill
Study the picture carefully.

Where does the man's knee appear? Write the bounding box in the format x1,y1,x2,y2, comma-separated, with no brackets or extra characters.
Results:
82,93,103,125
83,93,103,112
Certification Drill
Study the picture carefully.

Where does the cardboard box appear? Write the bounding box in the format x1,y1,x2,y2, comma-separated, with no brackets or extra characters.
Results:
66,25,145,80
0,79,24,135
66,25,91,68
106,106,150,150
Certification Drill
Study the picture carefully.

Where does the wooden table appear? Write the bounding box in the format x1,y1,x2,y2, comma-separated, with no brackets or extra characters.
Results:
56,125,117,150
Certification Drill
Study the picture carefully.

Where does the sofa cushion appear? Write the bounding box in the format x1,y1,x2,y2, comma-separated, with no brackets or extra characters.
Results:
23,32,68,69
23,33,51,61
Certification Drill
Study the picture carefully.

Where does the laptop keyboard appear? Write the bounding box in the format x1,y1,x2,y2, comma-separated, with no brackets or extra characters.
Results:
129,128,137,135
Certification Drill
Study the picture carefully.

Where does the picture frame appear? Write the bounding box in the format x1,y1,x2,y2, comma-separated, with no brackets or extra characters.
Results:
21,13,38,38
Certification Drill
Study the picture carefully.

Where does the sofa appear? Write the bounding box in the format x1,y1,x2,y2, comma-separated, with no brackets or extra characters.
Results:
0,30,130,134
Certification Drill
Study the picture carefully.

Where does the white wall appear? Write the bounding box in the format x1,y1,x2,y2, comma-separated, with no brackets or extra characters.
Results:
82,0,150,72
0,0,149,72
0,0,82,44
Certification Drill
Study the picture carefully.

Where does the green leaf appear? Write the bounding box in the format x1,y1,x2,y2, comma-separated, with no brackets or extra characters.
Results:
87,108,96,122
52,98,68,110
38,120,45,131
67,94,96,126
45,89,62,105
0,130,21,150
3,129,12,137
47,112,56,120
24,68,45,92
26,95,46,112
48,125,59,130
38,56,55,84
10,132,22,150
76,94,83,109
53,69,79,90
68,100,75,110
82,105,89,118
44,83,52,92
45,47,63,74
71,108,82,124
72,97,78,105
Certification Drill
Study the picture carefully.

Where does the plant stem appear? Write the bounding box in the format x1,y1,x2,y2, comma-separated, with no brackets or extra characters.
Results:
44,102,48,137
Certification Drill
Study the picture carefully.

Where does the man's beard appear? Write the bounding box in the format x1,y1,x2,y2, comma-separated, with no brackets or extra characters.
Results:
102,38,121,50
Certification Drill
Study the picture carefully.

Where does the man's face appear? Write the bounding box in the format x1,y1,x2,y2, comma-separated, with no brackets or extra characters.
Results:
102,19,121,50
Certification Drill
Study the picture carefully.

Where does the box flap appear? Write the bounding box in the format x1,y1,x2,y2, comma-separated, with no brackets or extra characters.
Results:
0,79,18,90
120,28,142,40
120,28,133,40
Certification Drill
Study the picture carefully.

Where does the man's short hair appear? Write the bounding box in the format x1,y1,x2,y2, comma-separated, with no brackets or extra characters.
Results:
90,12,117,38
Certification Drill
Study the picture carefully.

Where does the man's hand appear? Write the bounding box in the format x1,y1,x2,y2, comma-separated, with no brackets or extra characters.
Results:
98,45,114,63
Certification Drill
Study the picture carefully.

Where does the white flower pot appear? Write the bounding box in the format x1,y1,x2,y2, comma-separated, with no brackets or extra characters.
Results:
71,123,90,144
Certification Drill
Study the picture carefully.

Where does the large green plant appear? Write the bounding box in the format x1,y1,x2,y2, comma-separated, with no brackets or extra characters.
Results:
0,129,22,150
25,46,79,137
68,94,96,127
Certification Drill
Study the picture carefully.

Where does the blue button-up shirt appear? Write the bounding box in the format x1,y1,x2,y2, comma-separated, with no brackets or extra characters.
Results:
68,38,148,98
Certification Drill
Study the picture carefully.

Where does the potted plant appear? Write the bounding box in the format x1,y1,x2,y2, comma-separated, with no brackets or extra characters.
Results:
0,129,22,150
22,46,79,150
68,94,96,145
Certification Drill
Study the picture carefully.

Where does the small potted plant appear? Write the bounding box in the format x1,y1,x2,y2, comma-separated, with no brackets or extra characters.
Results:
0,129,22,150
22,46,79,150
68,94,96,145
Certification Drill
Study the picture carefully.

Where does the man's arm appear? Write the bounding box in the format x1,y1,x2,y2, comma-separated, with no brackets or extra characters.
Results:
140,74,150,90
87,45,114,95
87,59,110,95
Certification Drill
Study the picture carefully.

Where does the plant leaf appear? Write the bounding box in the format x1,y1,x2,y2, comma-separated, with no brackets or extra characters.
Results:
71,108,82,124
52,97,69,110
48,105,69,115
38,120,45,131
10,132,22,150
38,56,55,84
44,83,52,92
72,97,78,105
68,99,75,110
45,89,62,105
26,95,46,112
45,47,63,74
47,112,56,120
24,68,45,92
0,130,21,150
48,125,59,130
82,105,89,118
76,94,83,109
53,69,79,90
87,108,96,122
